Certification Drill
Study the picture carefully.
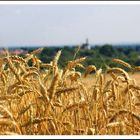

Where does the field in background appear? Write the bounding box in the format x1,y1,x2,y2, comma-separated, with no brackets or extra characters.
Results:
0,48,140,135
85,73,140,87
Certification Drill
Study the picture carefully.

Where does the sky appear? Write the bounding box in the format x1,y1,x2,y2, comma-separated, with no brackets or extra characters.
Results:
0,4,140,46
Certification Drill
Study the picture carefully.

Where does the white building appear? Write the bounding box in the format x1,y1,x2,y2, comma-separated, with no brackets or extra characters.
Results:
81,38,91,50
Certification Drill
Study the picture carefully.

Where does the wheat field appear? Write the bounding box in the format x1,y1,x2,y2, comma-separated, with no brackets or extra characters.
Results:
0,48,140,135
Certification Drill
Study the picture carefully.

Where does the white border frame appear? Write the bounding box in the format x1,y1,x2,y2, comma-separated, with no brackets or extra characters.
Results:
0,1,140,139
1,135,140,139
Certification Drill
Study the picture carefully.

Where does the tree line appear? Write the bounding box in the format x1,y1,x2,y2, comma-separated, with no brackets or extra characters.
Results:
21,44,140,71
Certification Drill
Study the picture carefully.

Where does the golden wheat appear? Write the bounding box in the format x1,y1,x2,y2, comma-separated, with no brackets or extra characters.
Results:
112,58,132,69
0,47,139,135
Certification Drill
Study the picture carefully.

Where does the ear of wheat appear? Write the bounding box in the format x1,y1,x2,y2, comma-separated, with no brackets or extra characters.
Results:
112,58,132,69
84,65,96,77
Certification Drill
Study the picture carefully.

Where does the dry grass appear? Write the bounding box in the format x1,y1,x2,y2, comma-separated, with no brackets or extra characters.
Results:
0,48,140,135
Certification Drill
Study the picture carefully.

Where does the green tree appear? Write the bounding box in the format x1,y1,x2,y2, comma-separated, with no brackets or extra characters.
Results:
99,44,116,57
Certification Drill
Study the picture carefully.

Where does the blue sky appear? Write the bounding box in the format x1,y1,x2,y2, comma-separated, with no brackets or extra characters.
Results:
0,5,140,46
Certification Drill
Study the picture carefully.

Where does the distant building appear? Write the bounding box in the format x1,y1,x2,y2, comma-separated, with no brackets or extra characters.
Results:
81,38,91,50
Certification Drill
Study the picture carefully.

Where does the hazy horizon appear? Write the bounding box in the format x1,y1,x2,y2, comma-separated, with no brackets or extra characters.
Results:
1,4,140,46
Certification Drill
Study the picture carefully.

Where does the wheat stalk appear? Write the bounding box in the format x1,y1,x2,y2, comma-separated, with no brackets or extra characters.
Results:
112,58,132,69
